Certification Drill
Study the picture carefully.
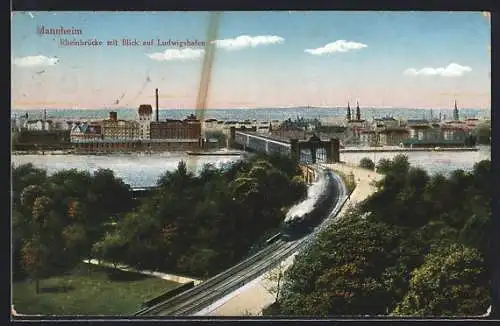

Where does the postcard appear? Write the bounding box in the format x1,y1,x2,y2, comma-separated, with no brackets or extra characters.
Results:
11,11,492,318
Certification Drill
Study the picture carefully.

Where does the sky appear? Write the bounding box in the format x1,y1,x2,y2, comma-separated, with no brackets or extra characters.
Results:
11,11,491,110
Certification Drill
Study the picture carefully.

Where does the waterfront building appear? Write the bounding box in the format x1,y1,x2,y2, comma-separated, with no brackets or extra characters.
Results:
372,116,400,129
150,114,201,140
257,120,272,134
405,119,430,127
137,104,153,139
271,120,281,129
378,127,409,146
101,111,140,140
345,102,368,143
360,130,378,146
51,120,64,130
408,125,431,141
24,119,53,131
204,118,220,131
11,118,17,132
441,125,467,141
464,118,480,128
70,122,103,142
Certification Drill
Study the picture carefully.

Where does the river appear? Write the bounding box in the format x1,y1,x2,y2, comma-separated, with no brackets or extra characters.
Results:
11,146,490,187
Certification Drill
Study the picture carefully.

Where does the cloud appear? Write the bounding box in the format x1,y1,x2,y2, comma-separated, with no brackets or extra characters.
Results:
403,63,472,77
212,35,284,51
305,40,367,55
146,48,205,61
13,55,60,67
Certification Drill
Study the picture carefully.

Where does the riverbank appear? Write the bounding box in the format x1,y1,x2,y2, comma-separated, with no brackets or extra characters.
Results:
340,147,478,153
12,150,75,155
187,150,242,156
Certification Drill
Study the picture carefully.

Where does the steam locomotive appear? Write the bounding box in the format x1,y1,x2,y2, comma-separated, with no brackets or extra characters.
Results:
271,169,338,242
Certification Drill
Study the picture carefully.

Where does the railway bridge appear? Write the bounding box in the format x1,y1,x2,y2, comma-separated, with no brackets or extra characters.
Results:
229,127,341,164
131,130,340,197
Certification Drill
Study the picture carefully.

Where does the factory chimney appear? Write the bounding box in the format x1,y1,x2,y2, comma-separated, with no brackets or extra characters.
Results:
155,88,159,122
43,109,47,131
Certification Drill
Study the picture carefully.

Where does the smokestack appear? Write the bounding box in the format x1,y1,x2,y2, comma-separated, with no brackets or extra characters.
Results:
155,88,159,122
43,109,47,131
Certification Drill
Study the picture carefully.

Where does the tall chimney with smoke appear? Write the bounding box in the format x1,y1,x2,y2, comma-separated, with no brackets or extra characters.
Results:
155,88,159,122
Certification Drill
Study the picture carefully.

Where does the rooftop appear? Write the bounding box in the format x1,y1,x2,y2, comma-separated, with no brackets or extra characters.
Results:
138,104,153,115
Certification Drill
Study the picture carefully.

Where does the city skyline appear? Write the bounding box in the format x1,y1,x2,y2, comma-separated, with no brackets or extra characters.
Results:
11,11,491,110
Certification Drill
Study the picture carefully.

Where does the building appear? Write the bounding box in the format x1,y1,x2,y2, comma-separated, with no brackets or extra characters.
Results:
137,104,153,139
101,111,140,140
378,127,409,146
23,119,53,131
404,119,429,127
407,125,430,141
345,102,369,143
204,118,220,131
360,130,378,146
372,116,400,129
70,122,103,142
441,125,467,141
150,114,201,140
464,118,480,128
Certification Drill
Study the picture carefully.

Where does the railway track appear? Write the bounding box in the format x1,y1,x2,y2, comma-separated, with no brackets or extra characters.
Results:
167,240,305,316
135,239,287,315
136,166,347,316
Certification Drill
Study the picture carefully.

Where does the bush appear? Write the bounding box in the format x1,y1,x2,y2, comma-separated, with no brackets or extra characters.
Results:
359,157,375,170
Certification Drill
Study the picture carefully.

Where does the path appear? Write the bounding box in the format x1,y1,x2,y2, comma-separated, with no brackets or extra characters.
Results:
83,259,202,285
320,163,382,212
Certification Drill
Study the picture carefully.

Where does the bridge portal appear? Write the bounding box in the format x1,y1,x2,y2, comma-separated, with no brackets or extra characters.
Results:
290,134,340,164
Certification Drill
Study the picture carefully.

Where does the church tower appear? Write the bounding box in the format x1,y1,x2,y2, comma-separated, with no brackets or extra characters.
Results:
346,102,351,121
356,100,361,121
453,99,459,121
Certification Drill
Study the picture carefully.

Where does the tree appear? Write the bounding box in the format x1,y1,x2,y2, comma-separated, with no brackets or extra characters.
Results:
21,195,55,293
87,155,310,279
21,239,49,294
19,185,47,217
278,213,413,316
473,124,491,145
264,261,287,304
12,164,48,207
359,157,375,170
375,158,392,174
392,244,490,316
93,232,127,269
12,209,28,281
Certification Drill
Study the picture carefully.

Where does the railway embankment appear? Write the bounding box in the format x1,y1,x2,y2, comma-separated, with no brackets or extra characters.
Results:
205,163,383,316
321,163,383,216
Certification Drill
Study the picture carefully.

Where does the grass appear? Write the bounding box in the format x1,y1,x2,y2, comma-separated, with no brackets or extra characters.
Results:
12,263,180,316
